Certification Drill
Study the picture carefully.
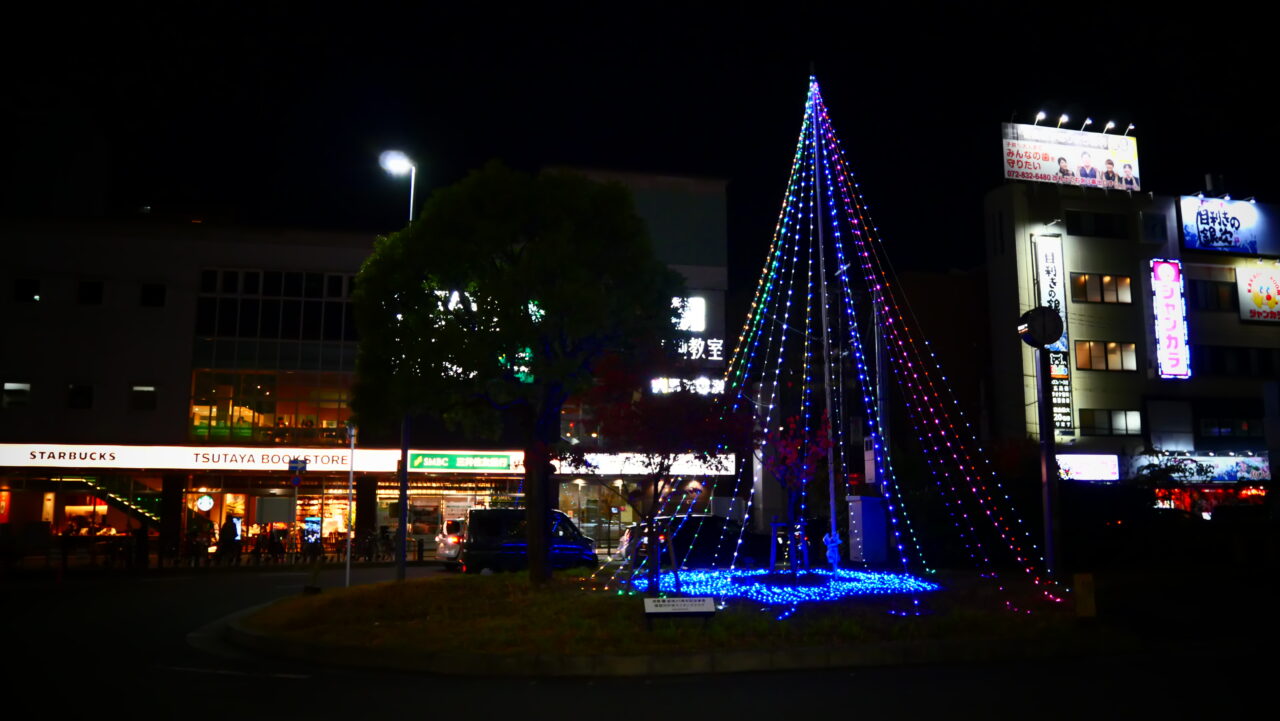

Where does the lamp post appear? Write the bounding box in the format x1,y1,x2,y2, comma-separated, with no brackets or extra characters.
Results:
379,150,417,581
379,150,417,222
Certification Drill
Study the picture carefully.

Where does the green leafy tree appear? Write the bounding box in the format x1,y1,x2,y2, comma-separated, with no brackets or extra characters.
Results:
351,162,685,584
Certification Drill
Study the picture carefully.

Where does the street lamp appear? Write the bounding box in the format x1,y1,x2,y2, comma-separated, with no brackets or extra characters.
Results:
1033,111,1047,125
1056,114,1069,128
1103,120,1116,134
379,150,417,222
1123,123,1135,136
1080,117,1093,131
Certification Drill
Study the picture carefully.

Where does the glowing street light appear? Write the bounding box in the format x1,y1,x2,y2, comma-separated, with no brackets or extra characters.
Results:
1080,117,1093,131
379,150,417,222
1056,114,1069,128
1123,123,1135,136
1103,120,1116,134
1033,110,1047,125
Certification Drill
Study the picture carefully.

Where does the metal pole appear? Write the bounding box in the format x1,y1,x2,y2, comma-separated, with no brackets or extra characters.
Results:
397,413,409,581
408,165,417,222
812,97,841,563
346,422,355,587
1034,348,1060,578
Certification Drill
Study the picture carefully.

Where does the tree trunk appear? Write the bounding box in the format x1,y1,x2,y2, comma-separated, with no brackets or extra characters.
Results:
525,383,568,587
647,475,662,595
525,440,552,585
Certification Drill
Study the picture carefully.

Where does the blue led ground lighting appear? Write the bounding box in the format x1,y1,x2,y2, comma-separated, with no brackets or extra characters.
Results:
627,568,939,605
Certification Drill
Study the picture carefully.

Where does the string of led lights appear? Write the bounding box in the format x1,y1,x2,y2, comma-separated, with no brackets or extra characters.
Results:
812,83,1059,597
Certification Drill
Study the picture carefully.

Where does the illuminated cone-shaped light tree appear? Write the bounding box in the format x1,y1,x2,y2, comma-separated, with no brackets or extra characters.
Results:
722,77,1059,600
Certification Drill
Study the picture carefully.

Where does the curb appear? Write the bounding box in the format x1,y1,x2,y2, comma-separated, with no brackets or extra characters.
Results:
226,599,1141,677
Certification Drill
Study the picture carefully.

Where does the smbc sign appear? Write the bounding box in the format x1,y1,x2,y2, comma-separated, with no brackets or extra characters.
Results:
407,452,521,473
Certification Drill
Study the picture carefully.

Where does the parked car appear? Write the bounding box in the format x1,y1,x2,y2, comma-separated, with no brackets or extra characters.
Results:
617,514,775,569
459,508,597,574
434,518,466,569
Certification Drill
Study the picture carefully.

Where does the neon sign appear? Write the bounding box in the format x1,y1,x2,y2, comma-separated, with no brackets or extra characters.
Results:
1150,259,1191,379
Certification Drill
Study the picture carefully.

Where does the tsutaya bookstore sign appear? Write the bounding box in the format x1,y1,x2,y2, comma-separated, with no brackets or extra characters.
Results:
1150,259,1191,379
0,445,733,476
1033,235,1074,432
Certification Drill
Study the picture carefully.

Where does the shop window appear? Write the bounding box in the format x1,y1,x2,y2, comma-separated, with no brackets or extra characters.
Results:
67,384,93,409
130,385,157,411
140,283,166,307
3,382,31,408
77,280,104,305
1080,409,1141,436
1070,273,1131,304
1075,341,1137,371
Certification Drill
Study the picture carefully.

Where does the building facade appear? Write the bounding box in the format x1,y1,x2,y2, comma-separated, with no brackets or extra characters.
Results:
984,182,1275,511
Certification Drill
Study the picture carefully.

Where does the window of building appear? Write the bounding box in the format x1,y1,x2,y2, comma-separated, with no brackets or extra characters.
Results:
1141,212,1168,242
140,283,166,307
130,385,157,411
1187,279,1238,312
13,278,40,303
1080,409,1142,436
1192,345,1280,377
221,270,240,294
188,370,352,444
1198,417,1264,438
1070,273,1132,304
1075,340,1138,371
1066,209,1129,239
242,271,261,295
200,269,218,293
77,280,104,305
67,384,94,409
3,382,31,408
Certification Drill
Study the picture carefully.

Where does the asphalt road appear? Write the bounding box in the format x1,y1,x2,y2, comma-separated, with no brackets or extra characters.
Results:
2,565,1267,719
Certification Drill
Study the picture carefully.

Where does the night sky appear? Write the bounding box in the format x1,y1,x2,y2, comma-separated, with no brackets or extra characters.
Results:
8,4,1275,285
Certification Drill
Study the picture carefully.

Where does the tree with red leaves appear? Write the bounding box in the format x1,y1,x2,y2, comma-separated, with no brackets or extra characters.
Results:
762,412,832,573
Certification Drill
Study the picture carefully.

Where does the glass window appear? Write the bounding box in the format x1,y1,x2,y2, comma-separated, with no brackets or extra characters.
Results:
262,271,283,297
195,297,217,335
130,385,157,411
200,269,218,293
281,300,302,338
1125,411,1142,434
1116,276,1132,303
221,270,240,294
343,303,358,341
78,280,104,305
1086,275,1101,303
67,384,93,409
1091,342,1105,370
1076,341,1137,371
304,273,324,298
1101,276,1117,303
242,271,261,295
302,300,323,340
192,338,215,366
1071,274,1089,303
238,299,260,337
140,283,166,307
283,272,304,297
3,382,31,409
260,299,281,338
1121,343,1137,371
217,298,238,336
323,301,344,341
326,274,344,298
1106,342,1121,370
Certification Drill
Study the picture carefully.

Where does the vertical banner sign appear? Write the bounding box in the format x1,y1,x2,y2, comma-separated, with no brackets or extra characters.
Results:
1034,236,1074,432
1150,259,1191,379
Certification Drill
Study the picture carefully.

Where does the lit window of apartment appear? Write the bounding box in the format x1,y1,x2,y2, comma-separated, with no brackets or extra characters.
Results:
1075,341,1138,371
1070,273,1132,304
1080,409,1142,436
